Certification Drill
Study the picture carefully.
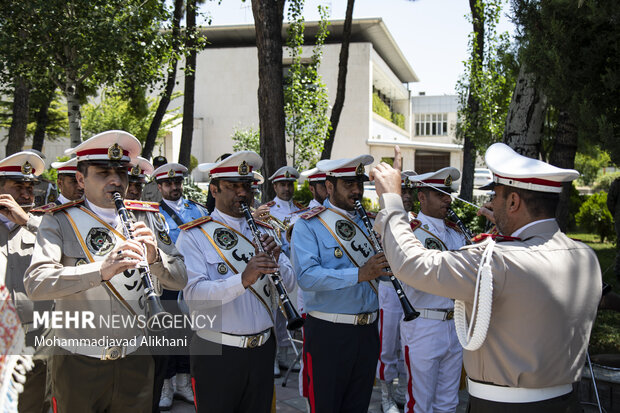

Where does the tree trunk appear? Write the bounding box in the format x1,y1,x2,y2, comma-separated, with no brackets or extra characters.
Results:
320,0,354,160
178,0,197,168
6,78,30,156
31,91,54,152
459,0,485,202
549,110,577,232
252,0,286,202
142,0,183,161
502,65,546,159
66,76,82,147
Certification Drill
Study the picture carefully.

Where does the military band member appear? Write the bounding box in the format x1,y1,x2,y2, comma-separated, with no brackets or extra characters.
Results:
51,157,83,204
372,143,602,413
141,155,167,202
376,170,418,413
300,167,328,209
24,130,187,413
151,162,206,409
0,151,51,413
178,151,295,413
126,157,154,201
399,167,468,413
291,155,386,413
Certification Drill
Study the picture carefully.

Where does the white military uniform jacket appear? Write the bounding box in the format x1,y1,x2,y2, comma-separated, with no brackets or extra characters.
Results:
375,193,601,388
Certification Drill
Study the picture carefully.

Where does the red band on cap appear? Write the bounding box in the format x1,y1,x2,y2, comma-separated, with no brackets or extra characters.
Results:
77,148,129,157
309,173,326,180
330,167,357,174
0,166,25,173
272,174,296,180
58,166,77,172
422,179,446,184
494,174,562,188
156,171,183,178
210,166,254,175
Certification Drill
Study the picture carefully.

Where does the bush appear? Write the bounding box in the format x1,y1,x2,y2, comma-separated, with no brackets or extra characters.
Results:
372,93,392,122
567,183,586,232
575,192,615,242
593,172,620,193
293,181,313,206
183,179,208,205
449,200,487,235
392,112,405,129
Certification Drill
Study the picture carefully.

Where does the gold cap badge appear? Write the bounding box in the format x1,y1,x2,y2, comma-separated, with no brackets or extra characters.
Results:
21,161,33,175
131,165,140,176
285,171,290,179
238,161,249,175
355,163,364,176
108,143,123,161
444,175,453,187
167,169,176,178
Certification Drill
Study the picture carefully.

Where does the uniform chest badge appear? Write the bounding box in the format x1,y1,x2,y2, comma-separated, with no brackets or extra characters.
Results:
214,228,238,250
158,230,172,245
425,238,442,250
335,220,355,241
217,263,228,274
75,258,88,266
86,228,115,256
334,247,343,258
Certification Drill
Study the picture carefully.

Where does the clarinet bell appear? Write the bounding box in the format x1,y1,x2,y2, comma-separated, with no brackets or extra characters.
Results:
286,314,305,331
145,296,171,332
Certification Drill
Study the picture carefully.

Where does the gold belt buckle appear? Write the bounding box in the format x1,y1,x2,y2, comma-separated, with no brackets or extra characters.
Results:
357,313,370,325
102,346,123,361
445,310,454,320
246,334,261,348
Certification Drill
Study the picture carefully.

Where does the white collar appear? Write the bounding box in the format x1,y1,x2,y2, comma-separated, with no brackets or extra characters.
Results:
57,193,71,204
85,199,119,228
275,196,292,207
213,208,246,233
417,211,446,235
162,197,185,213
511,218,556,237
328,201,357,220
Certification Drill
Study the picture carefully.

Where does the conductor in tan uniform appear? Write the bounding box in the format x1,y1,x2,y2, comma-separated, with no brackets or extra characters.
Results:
24,131,187,412
371,143,602,413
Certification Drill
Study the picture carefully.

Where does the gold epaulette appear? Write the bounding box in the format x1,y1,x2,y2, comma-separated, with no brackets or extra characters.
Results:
410,219,422,231
179,215,212,231
124,200,160,213
47,199,85,213
299,206,326,220
293,201,306,209
264,200,276,208
30,202,59,214
256,220,274,230
445,220,460,231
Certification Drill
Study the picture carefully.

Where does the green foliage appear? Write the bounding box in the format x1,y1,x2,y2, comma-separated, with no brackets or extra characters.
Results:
567,183,586,232
0,90,68,141
361,197,376,212
574,148,612,186
183,178,208,205
189,155,198,174
392,113,405,129
284,1,331,169
292,181,313,205
81,90,181,143
513,0,620,165
380,157,394,167
593,172,620,194
40,155,70,182
575,193,615,243
372,93,392,121
231,127,260,153
456,0,517,156
449,200,487,235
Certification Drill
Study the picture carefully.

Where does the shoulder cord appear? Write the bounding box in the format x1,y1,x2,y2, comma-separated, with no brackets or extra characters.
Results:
147,212,169,234
454,239,495,351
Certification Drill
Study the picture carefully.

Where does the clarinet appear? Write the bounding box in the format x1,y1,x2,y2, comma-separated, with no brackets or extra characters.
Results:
447,208,473,245
240,202,304,330
353,200,420,321
113,192,171,331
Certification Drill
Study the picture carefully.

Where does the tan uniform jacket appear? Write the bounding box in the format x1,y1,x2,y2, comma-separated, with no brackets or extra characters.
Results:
375,193,602,388
24,204,187,341
141,180,162,203
0,214,52,327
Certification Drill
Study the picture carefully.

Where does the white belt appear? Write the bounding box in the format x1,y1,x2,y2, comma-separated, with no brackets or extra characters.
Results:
467,378,572,403
197,329,271,349
418,308,454,321
60,337,142,361
309,311,378,326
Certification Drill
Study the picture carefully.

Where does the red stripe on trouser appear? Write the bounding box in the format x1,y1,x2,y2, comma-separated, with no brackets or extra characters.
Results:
191,377,198,412
404,345,416,413
306,352,316,413
301,314,309,398
378,309,386,380
52,396,57,413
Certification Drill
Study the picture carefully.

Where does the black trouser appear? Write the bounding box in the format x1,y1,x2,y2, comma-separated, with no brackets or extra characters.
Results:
190,332,275,413
302,315,380,413
467,390,582,413
18,358,49,413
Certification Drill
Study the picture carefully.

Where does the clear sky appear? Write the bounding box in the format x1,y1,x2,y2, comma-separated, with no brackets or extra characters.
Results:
197,0,515,96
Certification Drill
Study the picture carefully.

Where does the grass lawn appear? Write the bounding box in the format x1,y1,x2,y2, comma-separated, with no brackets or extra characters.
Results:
568,232,620,355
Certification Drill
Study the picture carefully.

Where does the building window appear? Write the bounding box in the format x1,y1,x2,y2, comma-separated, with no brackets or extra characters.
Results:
414,113,448,136
414,151,450,174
